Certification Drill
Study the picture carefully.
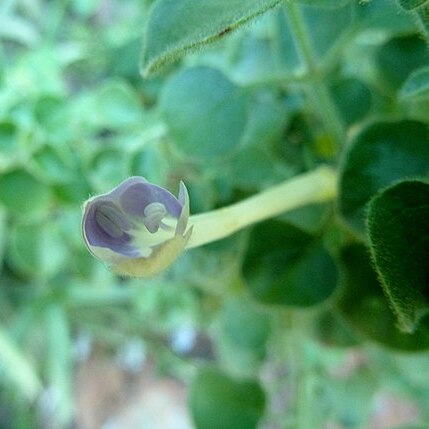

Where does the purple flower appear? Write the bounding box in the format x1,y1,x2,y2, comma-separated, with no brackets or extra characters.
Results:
82,177,191,277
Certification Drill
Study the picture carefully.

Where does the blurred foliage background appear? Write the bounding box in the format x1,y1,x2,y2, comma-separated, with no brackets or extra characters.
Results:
1,0,429,428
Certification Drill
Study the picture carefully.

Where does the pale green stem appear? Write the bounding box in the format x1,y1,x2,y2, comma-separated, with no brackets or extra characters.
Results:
0,326,41,400
285,1,345,151
186,165,337,249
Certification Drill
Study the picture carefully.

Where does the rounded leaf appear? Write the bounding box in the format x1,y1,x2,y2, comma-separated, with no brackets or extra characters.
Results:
376,34,429,91
338,120,429,235
0,170,52,219
400,66,429,100
338,244,429,350
160,67,248,161
189,367,266,429
7,222,67,279
367,180,429,333
243,221,337,307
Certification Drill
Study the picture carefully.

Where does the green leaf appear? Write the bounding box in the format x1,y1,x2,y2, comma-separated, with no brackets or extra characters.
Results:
71,0,101,16
229,35,289,84
240,91,288,149
356,0,415,33
400,66,429,99
92,80,144,130
215,297,271,376
54,172,92,205
33,95,69,137
315,310,359,347
0,169,52,219
141,0,282,76
243,221,337,307
331,78,372,126
7,222,67,279
219,298,271,351
227,147,289,191
129,144,169,185
376,34,429,91
189,367,266,429
30,146,75,184
160,67,248,161
397,0,428,10
338,244,429,350
0,15,40,46
338,120,429,235
88,149,128,192
296,0,353,7
367,180,429,333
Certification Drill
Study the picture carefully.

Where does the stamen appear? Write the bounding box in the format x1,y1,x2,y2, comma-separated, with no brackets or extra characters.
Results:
143,202,168,233
95,204,125,238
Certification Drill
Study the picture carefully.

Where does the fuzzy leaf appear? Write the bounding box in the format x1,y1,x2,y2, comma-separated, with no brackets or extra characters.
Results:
339,120,429,235
376,34,429,91
141,0,282,76
367,180,429,332
338,244,429,349
296,0,353,7
397,0,428,10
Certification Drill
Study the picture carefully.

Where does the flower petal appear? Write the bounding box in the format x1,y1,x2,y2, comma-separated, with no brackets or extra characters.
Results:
119,180,182,219
82,198,139,257
82,176,192,277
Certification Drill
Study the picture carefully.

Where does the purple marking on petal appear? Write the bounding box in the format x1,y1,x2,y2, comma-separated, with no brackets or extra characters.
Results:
83,198,139,257
119,182,182,219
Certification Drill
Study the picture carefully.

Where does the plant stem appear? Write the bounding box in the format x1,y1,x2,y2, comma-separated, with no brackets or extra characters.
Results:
415,4,429,42
285,1,345,151
186,165,337,249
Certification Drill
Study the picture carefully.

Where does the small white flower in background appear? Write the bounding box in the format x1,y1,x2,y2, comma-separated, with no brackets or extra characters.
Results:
82,177,192,277
170,325,197,354
116,338,147,373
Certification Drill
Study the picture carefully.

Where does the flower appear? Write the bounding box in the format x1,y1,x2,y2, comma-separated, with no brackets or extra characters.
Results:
82,177,192,277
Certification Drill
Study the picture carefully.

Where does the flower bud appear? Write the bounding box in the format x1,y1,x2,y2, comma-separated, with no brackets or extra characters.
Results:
82,177,192,277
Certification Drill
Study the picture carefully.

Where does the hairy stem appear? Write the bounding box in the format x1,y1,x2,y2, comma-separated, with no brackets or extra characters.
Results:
186,165,337,249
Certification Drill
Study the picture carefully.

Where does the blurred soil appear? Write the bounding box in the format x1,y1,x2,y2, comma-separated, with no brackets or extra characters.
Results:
74,349,420,429
75,357,192,429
